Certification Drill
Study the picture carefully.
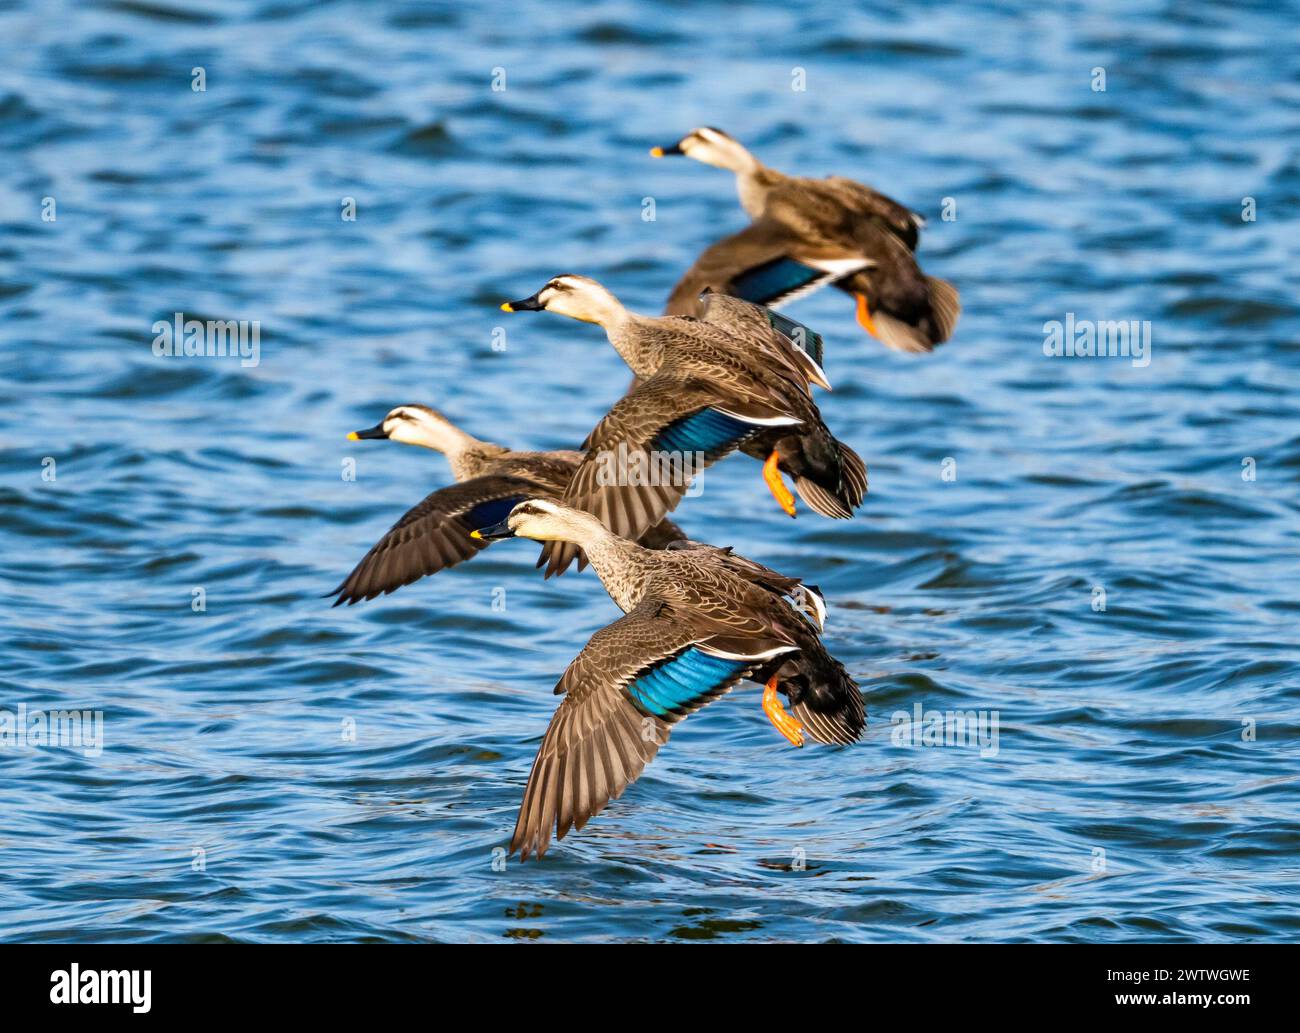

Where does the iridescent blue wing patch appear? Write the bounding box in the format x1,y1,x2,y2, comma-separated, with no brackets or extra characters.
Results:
653,407,757,458
624,647,751,718
731,257,833,309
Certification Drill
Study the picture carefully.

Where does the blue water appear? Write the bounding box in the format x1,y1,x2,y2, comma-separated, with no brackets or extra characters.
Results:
2,0,1298,943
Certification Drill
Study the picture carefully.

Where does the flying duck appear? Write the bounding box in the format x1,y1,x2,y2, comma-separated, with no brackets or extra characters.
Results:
329,404,686,604
500,276,867,576
472,498,864,860
652,127,960,353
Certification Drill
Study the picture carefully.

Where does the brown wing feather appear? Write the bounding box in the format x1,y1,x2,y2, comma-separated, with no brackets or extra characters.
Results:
696,293,832,394
819,175,921,248
511,600,763,861
330,474,549,604
665,540,826,631
665,218,865,316
539,373,796,577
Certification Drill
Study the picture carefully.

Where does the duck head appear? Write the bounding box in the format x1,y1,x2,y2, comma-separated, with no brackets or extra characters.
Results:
472,498,609,544
651,127,756,173
347,404,470,454
501,274,627,327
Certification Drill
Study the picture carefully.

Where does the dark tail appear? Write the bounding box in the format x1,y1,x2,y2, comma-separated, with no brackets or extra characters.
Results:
788,437,867,519
784,652,864,746
841,271,961,353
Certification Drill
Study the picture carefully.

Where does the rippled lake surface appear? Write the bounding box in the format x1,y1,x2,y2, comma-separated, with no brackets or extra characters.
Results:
1,0,1298,943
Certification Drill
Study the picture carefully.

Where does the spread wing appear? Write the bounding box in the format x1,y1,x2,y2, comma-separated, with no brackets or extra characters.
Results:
637,516,690,549
510,598,796,860
539,372,801,577
330,475,547,605
665,218,872,317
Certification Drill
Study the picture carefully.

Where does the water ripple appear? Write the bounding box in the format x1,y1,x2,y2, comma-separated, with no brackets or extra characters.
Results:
0,0,1297,943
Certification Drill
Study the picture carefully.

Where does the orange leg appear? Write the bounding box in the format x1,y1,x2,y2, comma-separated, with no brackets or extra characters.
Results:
763,675,804,747
762,450,797,518
855,292,879,339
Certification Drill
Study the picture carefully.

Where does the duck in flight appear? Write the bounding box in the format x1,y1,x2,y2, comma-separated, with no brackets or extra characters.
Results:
652,127,960,354
472,498,864,860
329,404,685,604
501,276,867,576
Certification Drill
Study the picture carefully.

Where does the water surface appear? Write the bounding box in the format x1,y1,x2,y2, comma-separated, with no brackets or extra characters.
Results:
1,0,1298,942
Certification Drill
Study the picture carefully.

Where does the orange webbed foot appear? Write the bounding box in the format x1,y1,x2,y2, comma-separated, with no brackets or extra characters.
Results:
763,675,804,747
762,450,796,518
855,292,880,339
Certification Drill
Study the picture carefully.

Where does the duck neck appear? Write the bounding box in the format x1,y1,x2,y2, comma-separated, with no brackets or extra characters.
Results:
447,436,508,481
580,531,652,613
607,312,665,377
735,161,777,219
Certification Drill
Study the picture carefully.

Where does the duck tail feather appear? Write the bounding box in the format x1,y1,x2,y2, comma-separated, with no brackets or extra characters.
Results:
790,661,865,746
925,276,961,343
870,309,935,353
792,696,864,745
838,441,868,505
794,476,853,519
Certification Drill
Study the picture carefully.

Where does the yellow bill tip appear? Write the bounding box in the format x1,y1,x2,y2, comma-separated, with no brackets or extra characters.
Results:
499,302,514,312
469,530,483,540
346,431,359,441
649,146,664,158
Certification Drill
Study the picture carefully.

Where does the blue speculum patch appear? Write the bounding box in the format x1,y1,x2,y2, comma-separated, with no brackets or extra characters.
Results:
626,648,750,716
732,257,824,307
654,407,755,457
